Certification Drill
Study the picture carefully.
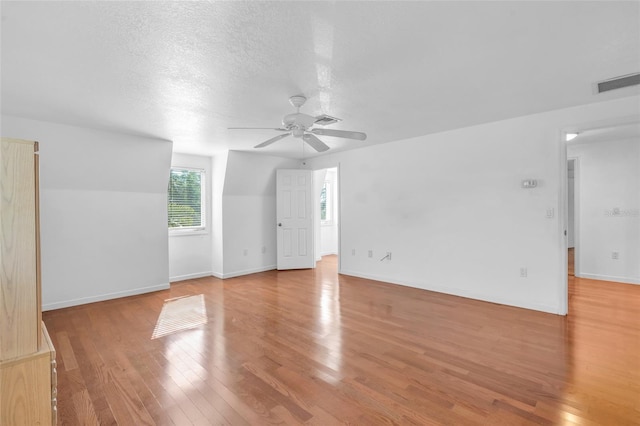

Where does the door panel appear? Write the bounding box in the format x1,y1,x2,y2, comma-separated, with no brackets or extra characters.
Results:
277,169,314,270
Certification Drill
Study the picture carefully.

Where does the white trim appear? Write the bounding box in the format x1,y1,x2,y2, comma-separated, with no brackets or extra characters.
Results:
169,229,208,237
570,156,581,277
578,273,640,285
214,265,276,279
339,269,562,315
170,271,213,282
42,283,170,311
168,166,206,231
337,163,341,273
557,129,569,315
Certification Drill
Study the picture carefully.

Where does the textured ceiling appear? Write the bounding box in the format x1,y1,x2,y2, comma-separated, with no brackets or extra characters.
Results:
1,1,639,158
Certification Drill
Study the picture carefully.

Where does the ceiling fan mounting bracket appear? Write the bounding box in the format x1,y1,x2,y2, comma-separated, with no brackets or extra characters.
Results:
289,95,307,109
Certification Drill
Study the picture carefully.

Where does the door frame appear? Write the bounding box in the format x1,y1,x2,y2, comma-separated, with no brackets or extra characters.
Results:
558,130,570,315
567,157,580,278
312,163,342,273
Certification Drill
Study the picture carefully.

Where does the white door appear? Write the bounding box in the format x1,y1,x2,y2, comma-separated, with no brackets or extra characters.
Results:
277,169,314,270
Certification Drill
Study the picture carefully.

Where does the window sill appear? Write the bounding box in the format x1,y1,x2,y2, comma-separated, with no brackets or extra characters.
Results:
169,228,208,237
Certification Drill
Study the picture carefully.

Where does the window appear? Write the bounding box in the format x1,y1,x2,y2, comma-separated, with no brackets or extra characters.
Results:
320,180,332,225
168,167,204,230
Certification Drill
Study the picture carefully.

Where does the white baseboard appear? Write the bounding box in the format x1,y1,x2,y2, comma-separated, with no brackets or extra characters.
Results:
170,271,213,282
217,265,277,279
42,283,170,311
339,269,561,315
578,273,640,285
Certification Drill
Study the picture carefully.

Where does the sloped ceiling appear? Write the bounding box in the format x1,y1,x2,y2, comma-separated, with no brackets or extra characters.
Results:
1,1,639,158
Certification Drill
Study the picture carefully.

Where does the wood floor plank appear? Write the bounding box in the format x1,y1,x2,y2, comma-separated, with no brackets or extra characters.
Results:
71,389,101,426
56,330,79,371
242,361,312,417
42,256,640,425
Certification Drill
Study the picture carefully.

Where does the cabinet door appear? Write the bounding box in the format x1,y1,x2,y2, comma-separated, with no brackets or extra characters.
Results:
0,351,52,426
0,138,40,360
0,325,54,426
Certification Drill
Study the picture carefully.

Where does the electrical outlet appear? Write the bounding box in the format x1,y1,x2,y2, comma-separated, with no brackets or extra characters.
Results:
261,246,266,254
352,249,356,256
243,249,248,256
520,267,527,278
612,251,619,260
368,250,373,258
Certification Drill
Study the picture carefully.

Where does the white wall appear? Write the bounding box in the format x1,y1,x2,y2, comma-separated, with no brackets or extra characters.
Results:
320,168,338,256
307,96,639,314
220,151,298,278
1,115,173,310
168,152,213,282
173,149,300,279
568,138,640,284
211,151,228,277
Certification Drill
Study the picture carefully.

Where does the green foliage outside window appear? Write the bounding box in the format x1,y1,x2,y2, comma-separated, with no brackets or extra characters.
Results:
320,181,330,222
168,168,203,228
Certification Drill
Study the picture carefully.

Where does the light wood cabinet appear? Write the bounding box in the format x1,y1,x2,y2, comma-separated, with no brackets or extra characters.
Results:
0,324,56,425
0,138,56,425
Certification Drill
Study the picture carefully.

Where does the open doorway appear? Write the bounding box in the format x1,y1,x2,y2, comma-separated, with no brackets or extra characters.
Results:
564,122,640,289
314,167,339,266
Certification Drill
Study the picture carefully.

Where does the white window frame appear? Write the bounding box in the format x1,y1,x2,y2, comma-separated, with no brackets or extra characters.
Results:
168,167,206,234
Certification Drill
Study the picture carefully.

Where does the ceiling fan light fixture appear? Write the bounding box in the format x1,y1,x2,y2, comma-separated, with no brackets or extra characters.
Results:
283,112,316,129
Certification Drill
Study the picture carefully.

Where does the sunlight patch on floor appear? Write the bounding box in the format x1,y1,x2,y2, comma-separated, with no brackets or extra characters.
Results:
152,294,207,339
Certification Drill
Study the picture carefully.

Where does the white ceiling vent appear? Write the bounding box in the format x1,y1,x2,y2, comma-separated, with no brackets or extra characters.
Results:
314,114,342,126
597,73,640,93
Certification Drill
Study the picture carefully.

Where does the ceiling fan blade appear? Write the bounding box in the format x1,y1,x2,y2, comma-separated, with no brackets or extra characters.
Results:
254,133,290,148
303,134,330,152
229,127,288,131
310,128,367,140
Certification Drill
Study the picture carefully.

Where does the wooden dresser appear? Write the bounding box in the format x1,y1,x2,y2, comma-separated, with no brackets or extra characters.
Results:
0,138,57,426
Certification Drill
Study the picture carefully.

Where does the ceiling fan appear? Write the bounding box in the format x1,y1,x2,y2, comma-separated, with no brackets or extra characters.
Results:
228,95,367,152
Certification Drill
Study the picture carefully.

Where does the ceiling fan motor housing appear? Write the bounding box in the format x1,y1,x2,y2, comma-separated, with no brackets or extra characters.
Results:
282,112,317,136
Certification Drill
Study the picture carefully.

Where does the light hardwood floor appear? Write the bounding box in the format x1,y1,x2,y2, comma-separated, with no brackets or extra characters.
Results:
568,248,575,276
42,256,639,425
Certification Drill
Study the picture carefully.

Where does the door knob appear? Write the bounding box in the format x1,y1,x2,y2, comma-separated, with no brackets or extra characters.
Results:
278,223,282,227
